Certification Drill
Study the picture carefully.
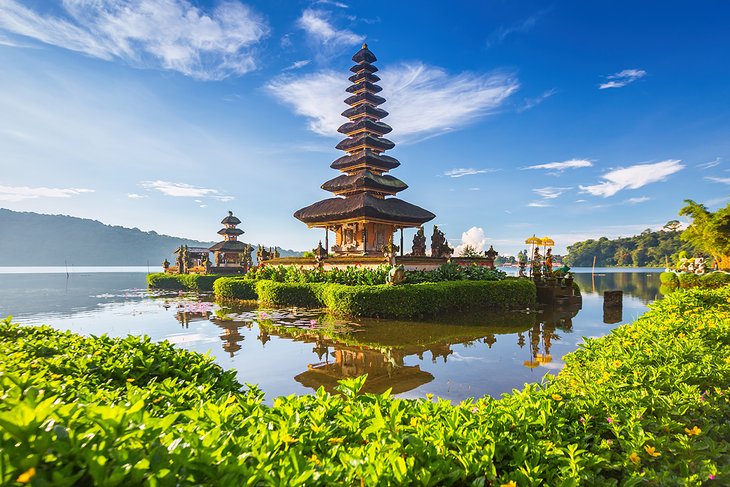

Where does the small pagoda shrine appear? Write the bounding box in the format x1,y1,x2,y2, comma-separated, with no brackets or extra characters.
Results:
294,44,435,256
209,211,248,268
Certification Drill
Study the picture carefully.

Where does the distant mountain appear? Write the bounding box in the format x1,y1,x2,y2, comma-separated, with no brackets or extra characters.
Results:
0,208,302,266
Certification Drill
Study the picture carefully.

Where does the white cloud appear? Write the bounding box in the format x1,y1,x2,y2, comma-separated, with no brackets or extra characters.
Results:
599,69,647,89
579,159,684,197
0,0,269,80
266,63,518,141
297,9,363,48
698,157,721,170
140,180,229,198
532,187,571,199
284,59,311,71
525,159,593,171
706,176,730,184
625,196,651,204
454,226,488,255
518,88,556,112
127,193,147,199
0,184,93,202
444,168,494,178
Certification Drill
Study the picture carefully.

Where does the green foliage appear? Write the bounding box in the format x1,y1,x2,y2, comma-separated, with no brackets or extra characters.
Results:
680,199,730,268
242,263,506,287
565,223,697,267
146,273,220,291
256,281,326,308
660,271,680,286
213,277,257,300
2,285,729,485
321,279,535,318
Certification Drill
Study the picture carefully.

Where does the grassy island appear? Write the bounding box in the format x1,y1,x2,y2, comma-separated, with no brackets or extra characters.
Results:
2,285,728,485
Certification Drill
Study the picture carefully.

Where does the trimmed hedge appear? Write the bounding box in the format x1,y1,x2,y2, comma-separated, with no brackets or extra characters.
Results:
256,281,326,308
213,277,257,300
146,272,220,292
224,278,536,318
1,286,728,485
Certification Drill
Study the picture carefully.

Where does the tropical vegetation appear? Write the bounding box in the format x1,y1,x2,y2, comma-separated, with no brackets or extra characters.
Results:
564,220,697,267
2,284,728,485
679,199,730,269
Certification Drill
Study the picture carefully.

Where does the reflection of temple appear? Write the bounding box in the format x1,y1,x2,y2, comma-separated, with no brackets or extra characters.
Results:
523,305,578,369
294,44,434,256
174,310,211,329
295,347,434,395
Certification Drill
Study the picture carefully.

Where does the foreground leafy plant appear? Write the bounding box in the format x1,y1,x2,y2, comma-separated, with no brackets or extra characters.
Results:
1,286,728,485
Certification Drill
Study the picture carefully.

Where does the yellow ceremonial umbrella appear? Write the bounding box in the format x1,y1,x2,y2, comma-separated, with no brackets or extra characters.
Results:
523,360,540,369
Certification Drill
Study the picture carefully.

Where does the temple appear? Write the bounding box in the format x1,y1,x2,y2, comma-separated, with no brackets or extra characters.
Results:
294,44,435,256
209,211,247,268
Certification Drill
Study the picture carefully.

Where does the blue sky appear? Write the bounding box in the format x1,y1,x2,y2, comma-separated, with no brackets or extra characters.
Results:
1,0,728,255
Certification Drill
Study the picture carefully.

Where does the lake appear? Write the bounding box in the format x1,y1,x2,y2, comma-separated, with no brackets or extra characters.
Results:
0,267,663,403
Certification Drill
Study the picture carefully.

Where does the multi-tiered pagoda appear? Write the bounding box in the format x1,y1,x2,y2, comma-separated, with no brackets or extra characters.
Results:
294,44,435,256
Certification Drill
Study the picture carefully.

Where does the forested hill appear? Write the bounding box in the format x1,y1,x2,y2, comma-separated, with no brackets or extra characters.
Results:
564,222,698,267
0,209,300,266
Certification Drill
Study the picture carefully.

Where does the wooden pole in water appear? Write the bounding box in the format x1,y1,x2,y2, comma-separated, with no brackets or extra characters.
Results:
592,255,597,293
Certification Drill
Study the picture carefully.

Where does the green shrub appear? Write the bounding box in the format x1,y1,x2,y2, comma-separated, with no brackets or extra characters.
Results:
146,273,221,292
255,281,326,308
1,285,728,485
214,277,258,300
320,278,535,318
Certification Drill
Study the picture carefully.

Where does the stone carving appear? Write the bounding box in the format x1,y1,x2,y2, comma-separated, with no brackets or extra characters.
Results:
314,241,328,261
387,265,406,286
543,248,553,277
430,225,453,258
411,226,427,256
531,247,542,279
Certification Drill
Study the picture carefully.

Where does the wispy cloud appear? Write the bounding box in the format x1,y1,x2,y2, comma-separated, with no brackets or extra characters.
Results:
486,11,543,47
698,157,721,170
140,180,233,201
0,184,93,202
599,69,647,89
625,196,651,204
532,187,571,199
579,159,684,197
314,0,349,8
518,88,556,112
266,63,518,141
297,9,363,49
524,159,593,171
444,168,497,178
284,59,311,71
706,176,730,184
0,0,269,80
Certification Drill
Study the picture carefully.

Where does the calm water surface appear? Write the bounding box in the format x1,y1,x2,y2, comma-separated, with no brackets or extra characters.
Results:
0,267,663,403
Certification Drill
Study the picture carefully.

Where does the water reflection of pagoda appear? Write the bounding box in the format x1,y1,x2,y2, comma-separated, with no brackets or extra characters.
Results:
295,346,434,395
294,44,435,256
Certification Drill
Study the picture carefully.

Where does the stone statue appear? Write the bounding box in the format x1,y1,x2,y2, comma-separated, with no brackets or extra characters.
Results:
386,265,406,286
543,248,553,277
243,244,253,269
175,245,184,272
531,247,542,279
411,227,426,256
314,241,327,261
430,225,453,258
